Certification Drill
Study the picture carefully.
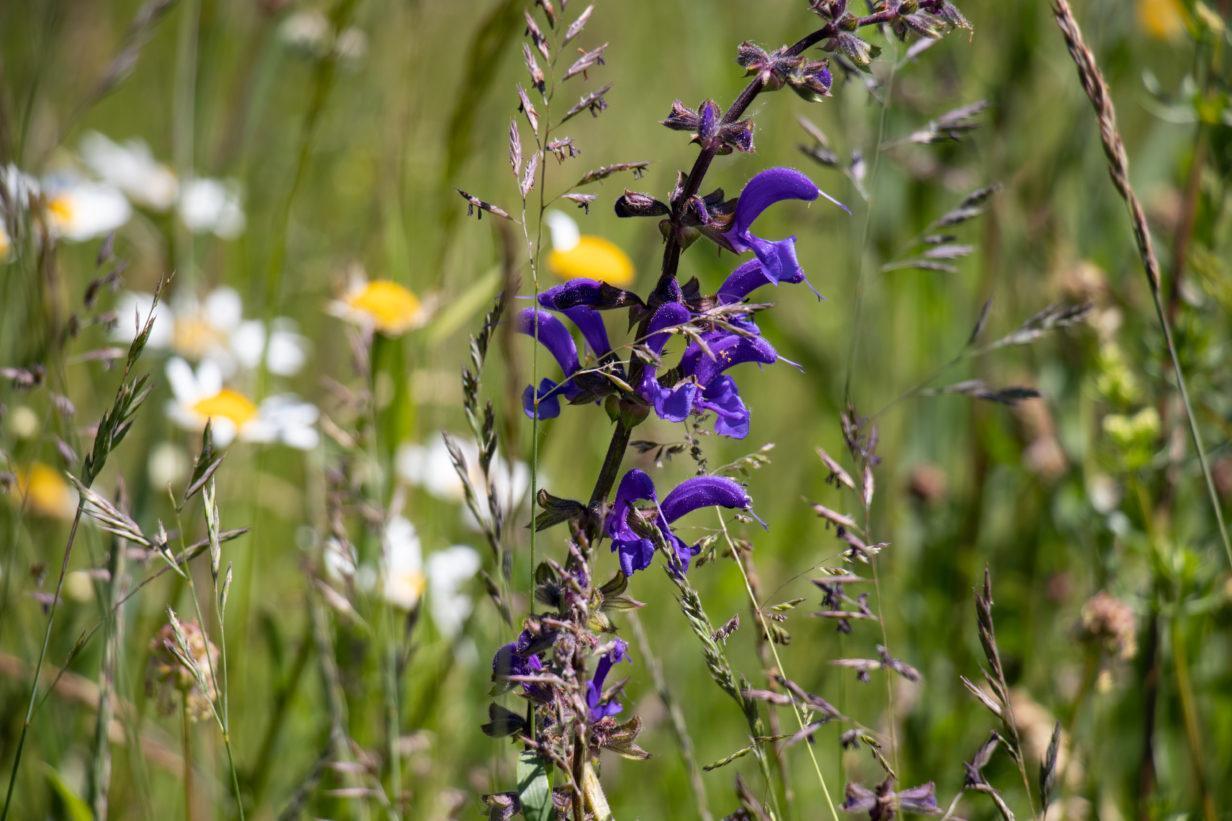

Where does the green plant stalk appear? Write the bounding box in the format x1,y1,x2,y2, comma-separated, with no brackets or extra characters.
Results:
660,541,785,821
174,502,246,820
1168,616,1216,821
0,497,86,821
181,694,193,821
89,530,127,818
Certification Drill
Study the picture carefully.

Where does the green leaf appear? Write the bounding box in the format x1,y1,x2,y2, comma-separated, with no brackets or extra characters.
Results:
44,766,92,821
516,750,552,821
425,268,499,344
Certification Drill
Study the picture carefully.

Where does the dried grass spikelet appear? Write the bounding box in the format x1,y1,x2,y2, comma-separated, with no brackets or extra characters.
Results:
147,619,219,721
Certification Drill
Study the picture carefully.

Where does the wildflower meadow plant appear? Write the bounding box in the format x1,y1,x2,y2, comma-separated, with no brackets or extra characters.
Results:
459,1,989,817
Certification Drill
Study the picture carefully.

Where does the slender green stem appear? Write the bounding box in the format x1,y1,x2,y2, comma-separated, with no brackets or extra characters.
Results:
182,695,193,821
0,498,85,821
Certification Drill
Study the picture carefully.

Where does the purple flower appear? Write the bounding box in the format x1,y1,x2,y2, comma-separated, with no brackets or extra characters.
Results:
637,302,698,423
492,629,549,700
586,638,629,721
713,167,845,291
716,258,807,305
605,469,755,575
641,330,776,438
517,307,615,419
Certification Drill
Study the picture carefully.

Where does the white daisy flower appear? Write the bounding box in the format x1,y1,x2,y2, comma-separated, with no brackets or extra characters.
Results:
426,545,480,638
395,437,534,531
279,9,332,56
179,178,245,239
165,357,319,450
379,516,479,636
79,132,179,211
381,516,426,610
114,286,308,377
42,175,131,242
330,268,432,336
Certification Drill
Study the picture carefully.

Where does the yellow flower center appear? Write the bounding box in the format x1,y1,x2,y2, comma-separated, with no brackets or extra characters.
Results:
1137,0,1184,40
191,388,258,429
387,569,427,609
346,280,422,334
13,462,75,519
548,236,634,286
172,315,225,358
47,196,75,230
0,226,10,261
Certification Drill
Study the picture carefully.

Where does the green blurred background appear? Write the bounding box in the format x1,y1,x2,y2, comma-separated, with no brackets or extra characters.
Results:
2,0,1230,817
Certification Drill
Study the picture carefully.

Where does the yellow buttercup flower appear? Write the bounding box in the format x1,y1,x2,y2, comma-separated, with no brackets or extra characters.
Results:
1137,0,1186,40
545,211,634,286
12,462,77,519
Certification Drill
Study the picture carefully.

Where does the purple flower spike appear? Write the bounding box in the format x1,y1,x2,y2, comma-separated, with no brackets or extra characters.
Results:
696,376,750,439
492,629,549,700
719,167,844,291
717,258,805,304
586,638,630,721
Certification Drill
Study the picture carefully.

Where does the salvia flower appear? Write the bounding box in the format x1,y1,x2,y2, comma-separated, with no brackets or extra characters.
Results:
492,628,549,700
518,306,620,419
586,638,629,721
707,166,844,289
605,469,756,575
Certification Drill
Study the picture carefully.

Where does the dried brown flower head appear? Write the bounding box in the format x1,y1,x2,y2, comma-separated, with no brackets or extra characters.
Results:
146,618,219,721
1078,591,1137,661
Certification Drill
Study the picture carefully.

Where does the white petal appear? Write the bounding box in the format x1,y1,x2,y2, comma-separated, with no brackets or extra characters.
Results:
195,359,223,397
165,357,201,402
384,517,422,573
210,418,238,447
266,325,308,376
545,210,580,252
231,321,265,370
205,287,243,331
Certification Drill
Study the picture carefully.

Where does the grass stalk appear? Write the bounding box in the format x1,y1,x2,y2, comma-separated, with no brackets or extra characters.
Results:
1050,0,1232,570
